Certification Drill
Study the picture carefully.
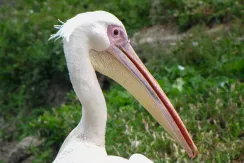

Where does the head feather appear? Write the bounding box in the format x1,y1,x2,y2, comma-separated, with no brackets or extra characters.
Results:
49,11,124,42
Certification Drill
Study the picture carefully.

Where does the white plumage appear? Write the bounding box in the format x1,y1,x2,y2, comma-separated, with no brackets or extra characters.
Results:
51,11,198,163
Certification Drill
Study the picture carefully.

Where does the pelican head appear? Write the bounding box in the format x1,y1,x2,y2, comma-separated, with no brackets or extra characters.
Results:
51,11,198,158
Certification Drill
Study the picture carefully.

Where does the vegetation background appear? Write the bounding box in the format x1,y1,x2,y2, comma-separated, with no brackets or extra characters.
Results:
0,0,243,162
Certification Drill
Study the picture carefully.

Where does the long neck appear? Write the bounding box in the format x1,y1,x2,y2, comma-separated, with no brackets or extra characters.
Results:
64,35,107,146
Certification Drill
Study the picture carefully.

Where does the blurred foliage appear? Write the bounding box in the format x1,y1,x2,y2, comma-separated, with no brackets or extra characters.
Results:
0,0,151,115
146,23,244,80
151,0,244,30
25,23,244,162
0,0,244,162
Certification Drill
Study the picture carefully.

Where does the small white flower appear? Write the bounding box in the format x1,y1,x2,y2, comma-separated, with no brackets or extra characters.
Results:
172,78,185,92
192,41,198,46
178,65,185,71
170,42,177,46
131,140,140,148
219,82,226,87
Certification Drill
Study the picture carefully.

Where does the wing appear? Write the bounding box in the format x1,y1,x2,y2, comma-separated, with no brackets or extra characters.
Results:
53,140,107,163
53,139,153,163
129,154,153,163
107,154,153,163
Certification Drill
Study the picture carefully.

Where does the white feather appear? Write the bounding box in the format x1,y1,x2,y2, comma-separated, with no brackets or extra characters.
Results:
49,11,124,42
51,11,154,163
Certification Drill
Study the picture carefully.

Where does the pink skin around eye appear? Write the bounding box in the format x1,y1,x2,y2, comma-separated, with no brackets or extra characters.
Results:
107,25,129,48
106,24,134,63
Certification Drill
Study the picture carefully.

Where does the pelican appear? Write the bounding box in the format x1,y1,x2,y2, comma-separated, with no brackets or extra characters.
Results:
50,11,198,163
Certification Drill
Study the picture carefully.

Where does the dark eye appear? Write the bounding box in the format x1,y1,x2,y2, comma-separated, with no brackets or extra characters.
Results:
113,29,119,36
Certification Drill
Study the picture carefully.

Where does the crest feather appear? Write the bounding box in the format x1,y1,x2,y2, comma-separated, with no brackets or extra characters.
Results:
49,11,124,42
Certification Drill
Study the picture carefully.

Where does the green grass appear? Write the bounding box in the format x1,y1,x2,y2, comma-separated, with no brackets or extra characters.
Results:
0,0,151,115
12,23,242,162
0,0,244,162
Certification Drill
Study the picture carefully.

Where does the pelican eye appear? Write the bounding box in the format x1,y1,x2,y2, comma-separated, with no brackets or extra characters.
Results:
113,29,119,36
